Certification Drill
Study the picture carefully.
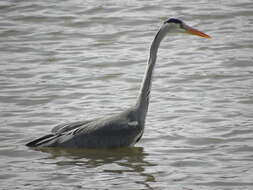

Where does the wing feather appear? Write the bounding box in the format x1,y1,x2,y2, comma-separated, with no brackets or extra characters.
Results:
51,120,93,134
26,109,142,148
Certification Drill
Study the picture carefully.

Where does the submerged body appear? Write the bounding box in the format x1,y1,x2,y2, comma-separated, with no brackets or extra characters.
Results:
26,18,210,149
26,108,144,148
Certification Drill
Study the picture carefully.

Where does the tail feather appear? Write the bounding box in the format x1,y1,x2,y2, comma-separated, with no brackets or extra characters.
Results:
26,134,57,147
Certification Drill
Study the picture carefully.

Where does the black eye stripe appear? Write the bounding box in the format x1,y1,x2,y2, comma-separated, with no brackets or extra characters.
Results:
165,18,183,24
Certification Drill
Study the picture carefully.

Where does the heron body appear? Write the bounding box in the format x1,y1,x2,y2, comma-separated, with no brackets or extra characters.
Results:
26,18,210,149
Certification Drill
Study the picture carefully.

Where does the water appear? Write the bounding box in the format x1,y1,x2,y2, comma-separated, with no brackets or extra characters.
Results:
1,0,253,189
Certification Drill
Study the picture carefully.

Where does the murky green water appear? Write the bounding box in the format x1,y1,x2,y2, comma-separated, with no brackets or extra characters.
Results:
1,0,253,189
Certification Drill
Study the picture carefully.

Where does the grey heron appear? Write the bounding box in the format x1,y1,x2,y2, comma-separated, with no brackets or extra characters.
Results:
26,18,210,149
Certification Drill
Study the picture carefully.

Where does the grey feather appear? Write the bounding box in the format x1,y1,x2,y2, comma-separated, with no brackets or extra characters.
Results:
26,108,142,148
51,120,93,134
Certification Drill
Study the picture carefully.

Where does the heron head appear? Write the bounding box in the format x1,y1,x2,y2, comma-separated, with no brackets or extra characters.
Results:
163,18,211,38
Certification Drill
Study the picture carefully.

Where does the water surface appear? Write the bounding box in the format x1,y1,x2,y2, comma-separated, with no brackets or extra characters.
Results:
1,0,253,189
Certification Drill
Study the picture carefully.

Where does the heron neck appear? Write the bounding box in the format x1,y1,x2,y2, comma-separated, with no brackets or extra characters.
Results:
135,26,167,121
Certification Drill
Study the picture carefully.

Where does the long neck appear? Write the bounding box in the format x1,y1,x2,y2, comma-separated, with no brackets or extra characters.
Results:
135,26,167,121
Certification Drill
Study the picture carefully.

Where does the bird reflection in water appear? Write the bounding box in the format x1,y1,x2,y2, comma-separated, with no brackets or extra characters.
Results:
36,146,156,188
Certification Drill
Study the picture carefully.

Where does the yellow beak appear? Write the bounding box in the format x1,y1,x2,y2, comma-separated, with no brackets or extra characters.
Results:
183,25,211,38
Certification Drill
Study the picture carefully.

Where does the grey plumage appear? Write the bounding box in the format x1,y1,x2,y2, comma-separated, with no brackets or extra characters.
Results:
26,18,210,149
26,108,143,148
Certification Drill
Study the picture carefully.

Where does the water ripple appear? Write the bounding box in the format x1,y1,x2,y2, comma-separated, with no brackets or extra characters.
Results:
1,0,253,189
